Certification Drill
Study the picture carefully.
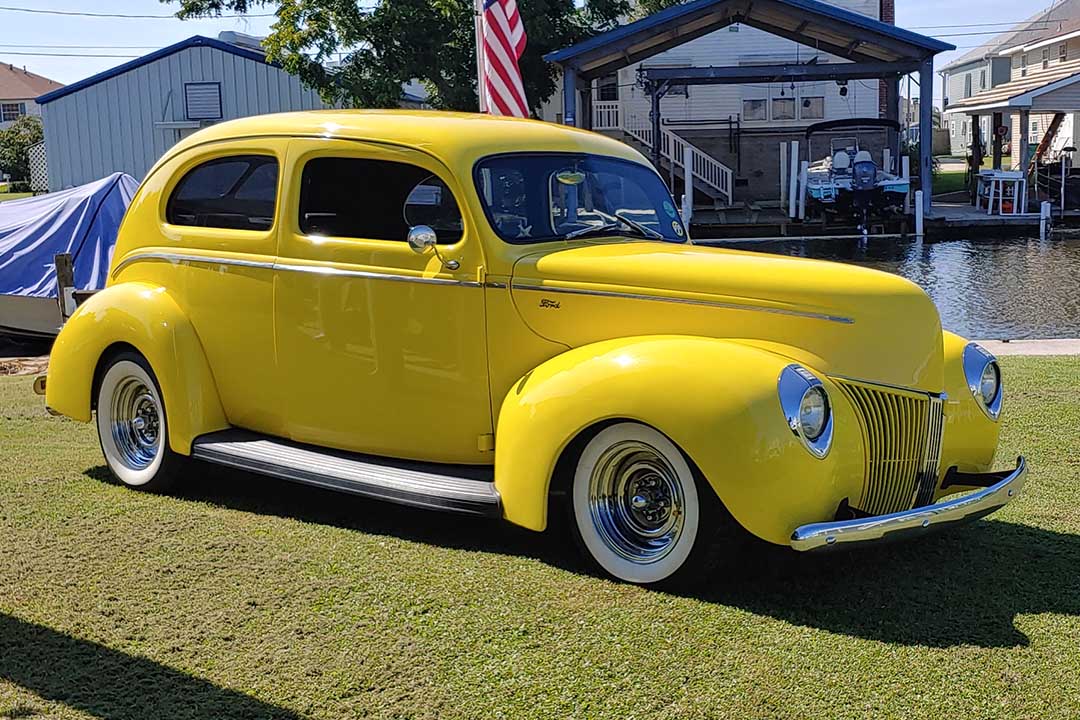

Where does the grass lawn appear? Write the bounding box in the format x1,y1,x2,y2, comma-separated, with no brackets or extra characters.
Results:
1,356,1079,719
0,192,32,203
934,170,969,195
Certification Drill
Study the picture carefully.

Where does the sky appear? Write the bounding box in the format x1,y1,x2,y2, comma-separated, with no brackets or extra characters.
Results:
0,0,1065,106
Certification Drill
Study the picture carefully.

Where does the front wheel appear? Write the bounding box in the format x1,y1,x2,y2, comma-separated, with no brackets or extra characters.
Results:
569,422,727,587
95,352,183,492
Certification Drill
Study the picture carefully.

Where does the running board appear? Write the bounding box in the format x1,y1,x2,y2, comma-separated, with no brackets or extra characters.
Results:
191,430,501,517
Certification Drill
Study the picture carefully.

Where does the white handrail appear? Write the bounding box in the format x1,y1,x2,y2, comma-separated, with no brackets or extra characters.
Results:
621,111,733,204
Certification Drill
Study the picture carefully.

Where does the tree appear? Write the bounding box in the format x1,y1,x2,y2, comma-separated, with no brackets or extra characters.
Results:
165,0,630,113
0,115,43,182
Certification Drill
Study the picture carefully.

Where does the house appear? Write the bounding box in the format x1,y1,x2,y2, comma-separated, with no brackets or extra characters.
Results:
34,33,334,191
943,0,1080,169
0,63,62,130
939,1,1080,156
542,0,951,207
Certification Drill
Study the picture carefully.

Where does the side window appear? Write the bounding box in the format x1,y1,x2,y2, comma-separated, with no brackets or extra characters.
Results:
299,157,463,244
166,155,278,231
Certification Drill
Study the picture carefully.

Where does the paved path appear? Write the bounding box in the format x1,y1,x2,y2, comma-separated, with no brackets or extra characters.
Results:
975,339,1080,356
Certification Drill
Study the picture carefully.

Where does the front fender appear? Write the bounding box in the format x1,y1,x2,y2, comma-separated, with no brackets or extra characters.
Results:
937,331,1002,494
45,282,227,455
494,336,866,545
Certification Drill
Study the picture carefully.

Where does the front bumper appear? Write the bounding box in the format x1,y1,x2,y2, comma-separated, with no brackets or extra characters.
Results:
790,457,1027,551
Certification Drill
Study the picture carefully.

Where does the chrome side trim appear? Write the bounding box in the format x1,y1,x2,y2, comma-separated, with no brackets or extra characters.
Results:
111,252,482,288
510,282,855,324
111,252,274,277
274,262,481,287
790,457,1027,551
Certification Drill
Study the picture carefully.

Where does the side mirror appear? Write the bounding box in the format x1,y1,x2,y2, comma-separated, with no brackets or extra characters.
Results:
407,225,437,254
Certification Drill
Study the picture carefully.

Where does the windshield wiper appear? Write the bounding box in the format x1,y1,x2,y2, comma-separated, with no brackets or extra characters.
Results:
562,221,622,240
560,211,666,241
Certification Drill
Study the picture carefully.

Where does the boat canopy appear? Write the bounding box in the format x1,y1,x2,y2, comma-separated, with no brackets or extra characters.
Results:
0,172,138,298
805,118,902,137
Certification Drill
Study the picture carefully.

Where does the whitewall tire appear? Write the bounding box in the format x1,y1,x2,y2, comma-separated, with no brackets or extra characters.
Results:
570,422,712,586
95,353,182,491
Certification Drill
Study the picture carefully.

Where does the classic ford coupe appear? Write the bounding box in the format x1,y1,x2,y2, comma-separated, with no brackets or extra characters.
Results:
43,111,1026,586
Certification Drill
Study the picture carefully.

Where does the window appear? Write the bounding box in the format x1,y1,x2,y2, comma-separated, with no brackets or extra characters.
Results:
964,74,972,98
1,102,25,122
1042,47,1050,69
474,153,685,244
299,158,463,243
1021,54,1028,77
166,155,278,231
742,99,766,121
800,96,824,120
772,97,796,121
980,69,986,90
1060,43,1068,61
596,74,619,102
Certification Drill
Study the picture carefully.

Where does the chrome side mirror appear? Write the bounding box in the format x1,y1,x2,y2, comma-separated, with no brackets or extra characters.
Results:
407,225,438,254
405,225,459,270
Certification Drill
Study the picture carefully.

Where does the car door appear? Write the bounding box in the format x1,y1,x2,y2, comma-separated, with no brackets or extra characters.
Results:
275,138,492,464
154,141,287,436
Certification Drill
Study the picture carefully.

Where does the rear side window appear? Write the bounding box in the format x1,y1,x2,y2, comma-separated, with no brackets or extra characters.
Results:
298,157,463,244
167,155,278,231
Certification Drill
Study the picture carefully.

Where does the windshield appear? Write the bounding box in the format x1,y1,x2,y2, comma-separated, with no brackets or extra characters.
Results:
474,153,687,244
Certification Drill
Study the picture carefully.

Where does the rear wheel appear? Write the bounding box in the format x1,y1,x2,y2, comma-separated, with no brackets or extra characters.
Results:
569,422,727,587
95,352,183,492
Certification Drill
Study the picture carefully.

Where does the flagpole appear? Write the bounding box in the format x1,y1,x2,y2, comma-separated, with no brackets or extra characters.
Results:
474,0,487,113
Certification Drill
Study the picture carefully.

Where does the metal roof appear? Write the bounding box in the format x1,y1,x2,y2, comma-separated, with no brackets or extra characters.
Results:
544,0,953,79
37,35,274,104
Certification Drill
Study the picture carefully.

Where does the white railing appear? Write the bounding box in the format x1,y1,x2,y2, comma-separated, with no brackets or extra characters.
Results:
620,109,733,205
592,101,621,130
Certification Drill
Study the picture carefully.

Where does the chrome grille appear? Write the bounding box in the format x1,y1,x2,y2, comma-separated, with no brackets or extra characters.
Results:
834,379,945,515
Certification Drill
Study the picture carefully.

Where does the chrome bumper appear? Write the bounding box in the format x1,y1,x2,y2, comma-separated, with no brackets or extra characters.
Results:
790,457,1027,552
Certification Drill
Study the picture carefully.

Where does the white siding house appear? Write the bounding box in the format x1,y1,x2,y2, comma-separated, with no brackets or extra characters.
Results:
37,34,329,191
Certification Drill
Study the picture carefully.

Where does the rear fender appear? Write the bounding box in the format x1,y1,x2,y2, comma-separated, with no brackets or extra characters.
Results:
494,335,865,545
45,282,227,454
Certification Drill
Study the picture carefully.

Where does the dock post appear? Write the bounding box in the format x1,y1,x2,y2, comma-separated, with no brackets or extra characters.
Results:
883,148,892,175
788,141,799,218
914,190,924,239
798,161,809,220
681,192,692,227
902,155,911,214
779,141,788,208
1041,200,1051,240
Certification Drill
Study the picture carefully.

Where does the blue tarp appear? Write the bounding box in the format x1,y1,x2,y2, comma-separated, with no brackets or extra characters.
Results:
0,172,138,298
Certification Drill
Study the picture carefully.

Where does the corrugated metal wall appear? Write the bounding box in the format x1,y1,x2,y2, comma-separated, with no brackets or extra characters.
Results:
41,45,328,190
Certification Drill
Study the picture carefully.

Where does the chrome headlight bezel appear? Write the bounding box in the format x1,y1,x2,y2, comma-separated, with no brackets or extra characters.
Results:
778,364,834,459
962,343,1003,421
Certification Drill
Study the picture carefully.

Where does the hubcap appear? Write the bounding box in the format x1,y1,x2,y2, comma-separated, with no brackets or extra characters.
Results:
110,377,161,470
588,440,686,564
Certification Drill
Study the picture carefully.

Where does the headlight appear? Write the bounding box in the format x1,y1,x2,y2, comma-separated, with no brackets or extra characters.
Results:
778,365,833,458
963,343,1003,420
799,385,829,441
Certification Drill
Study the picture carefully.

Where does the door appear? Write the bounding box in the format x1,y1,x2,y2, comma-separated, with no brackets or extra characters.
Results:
156,141,287,435
275,139,492,464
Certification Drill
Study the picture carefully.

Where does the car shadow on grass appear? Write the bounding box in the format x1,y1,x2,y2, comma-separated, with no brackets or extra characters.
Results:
0,613,301,720
87,463,1080,650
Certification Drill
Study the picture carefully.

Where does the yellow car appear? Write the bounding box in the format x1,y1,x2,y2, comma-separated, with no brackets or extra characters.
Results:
43,110,1026,586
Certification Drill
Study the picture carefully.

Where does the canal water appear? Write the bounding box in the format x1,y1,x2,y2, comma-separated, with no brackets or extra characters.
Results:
728,235,1080,340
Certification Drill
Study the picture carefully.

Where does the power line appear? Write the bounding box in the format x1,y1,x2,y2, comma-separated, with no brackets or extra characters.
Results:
0,44,160,49
0,4,274,19
0,51,141,57
909,20,1062,29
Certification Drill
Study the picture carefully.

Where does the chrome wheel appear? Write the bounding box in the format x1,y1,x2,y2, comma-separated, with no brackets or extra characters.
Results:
588,440,686,564
109,376,162,470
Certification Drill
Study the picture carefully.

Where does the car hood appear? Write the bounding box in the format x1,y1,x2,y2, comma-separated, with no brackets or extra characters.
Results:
508,240,945,392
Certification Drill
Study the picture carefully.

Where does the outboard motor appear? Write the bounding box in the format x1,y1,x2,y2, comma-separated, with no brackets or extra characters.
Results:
851,150,877,238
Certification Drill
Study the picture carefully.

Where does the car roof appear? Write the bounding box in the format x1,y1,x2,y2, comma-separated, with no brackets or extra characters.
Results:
166,110,649,172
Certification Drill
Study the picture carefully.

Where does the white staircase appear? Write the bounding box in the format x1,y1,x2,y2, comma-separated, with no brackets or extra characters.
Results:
592,101,734,206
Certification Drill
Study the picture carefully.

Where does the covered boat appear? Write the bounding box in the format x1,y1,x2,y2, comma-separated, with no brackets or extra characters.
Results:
0,173,138,338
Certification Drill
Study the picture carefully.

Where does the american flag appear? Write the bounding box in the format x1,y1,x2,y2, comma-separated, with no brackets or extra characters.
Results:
477,0,529,117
